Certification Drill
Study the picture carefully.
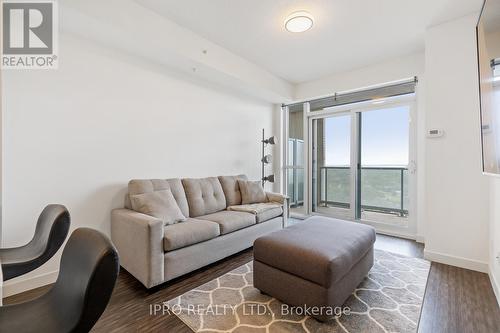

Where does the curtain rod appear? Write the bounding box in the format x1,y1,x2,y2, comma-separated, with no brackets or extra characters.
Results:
282,76,418,108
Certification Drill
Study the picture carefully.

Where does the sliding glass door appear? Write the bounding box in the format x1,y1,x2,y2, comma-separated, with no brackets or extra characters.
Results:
287,138,304,208
311,113,353,219
359,106,410,224
309,101,414,229
284,107,306,216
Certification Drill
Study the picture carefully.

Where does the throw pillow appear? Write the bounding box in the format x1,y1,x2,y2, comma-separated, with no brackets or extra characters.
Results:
238,180,268,205
131,189,186,225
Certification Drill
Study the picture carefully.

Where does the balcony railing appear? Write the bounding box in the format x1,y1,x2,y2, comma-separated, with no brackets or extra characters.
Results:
320,166,409,217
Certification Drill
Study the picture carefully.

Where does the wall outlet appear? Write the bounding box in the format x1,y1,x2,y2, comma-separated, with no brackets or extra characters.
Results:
497,252,500,264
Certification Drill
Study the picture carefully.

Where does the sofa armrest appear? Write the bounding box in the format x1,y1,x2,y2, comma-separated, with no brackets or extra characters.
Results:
266,192,290,227
266,192,288,204
111,208,164,288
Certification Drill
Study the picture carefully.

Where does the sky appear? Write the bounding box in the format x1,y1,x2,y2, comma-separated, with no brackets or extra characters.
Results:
324,106,409,167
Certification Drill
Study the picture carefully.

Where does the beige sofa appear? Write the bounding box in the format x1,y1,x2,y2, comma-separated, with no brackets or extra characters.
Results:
111,175,287,288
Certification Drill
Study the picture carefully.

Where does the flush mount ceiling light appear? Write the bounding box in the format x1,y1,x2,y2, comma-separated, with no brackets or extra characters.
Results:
284,11,314,33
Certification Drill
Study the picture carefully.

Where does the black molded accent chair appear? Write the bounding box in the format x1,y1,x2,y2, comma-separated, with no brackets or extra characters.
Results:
0,228,120,333
0,204,70,281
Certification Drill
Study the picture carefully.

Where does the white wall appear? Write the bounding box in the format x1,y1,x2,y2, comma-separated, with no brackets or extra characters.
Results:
61,0,293,103
294,53,425,101
423,14,490,272
1,34,276,296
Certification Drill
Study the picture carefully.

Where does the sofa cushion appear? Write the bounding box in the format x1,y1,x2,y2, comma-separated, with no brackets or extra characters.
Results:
130,189,186,225
218,175,248,207
227,203,283,223
197,211,256,235
238,180,267,205
182,177,226,217
256,206,283,223
128,179,190,217
163,218,220,252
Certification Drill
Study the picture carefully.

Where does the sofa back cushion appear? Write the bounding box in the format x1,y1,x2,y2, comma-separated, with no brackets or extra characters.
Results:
127,179,190,217
218,175,248,207
182,177,226,217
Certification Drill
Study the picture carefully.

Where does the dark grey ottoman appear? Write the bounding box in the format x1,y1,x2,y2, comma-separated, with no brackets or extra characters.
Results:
253,216,376,321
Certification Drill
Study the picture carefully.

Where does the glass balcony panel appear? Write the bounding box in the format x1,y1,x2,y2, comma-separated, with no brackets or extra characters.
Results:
297,168,304,202
319,166,408,217
324,167,351,207
287,169,294,202
287,140,294,166
296,140,304,166
361,168,407,215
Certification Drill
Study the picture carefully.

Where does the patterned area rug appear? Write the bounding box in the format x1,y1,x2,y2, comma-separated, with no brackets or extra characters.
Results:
166,249,430,333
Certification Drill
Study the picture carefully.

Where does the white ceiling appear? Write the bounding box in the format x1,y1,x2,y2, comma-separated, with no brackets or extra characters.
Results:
136,0,483,84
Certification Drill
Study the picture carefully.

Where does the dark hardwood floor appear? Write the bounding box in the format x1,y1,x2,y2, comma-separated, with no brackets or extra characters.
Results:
418,262,500,333
4,231,500,333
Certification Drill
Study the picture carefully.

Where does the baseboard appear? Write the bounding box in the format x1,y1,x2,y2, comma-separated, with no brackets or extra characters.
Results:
374,229,417,241
424,250,489,273
2,270,58,298
489,268,500,307
415,235,425,244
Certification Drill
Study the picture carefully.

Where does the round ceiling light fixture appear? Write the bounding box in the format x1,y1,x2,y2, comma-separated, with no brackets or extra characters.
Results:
284,11,314,33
